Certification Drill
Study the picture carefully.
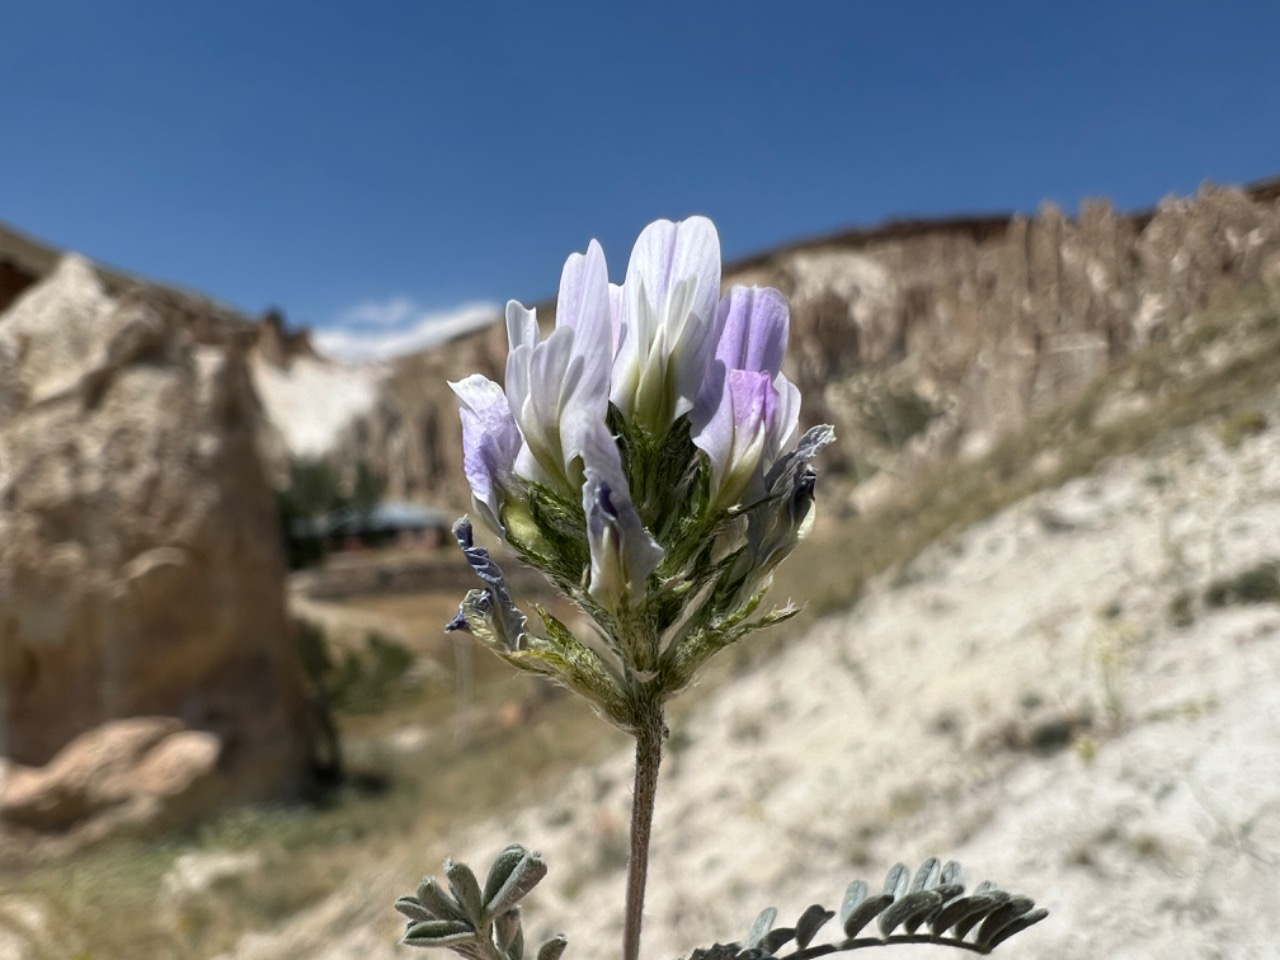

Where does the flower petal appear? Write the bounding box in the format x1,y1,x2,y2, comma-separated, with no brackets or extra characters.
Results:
614,217,723,429
715,285,789,377
694,286,789,427
447,517,528,649
579,424,662,609
505,299,539,352
449,374,520,533
693,370,777,508
624,217,721,340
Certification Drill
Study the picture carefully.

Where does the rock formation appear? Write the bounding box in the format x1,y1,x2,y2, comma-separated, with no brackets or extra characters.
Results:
740,181,1280,476
255,308,319,369
0,256,314,832
327,178,1280,510
0,717,220,838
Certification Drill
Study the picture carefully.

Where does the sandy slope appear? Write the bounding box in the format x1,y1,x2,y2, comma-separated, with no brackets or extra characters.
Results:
222,402,1280,960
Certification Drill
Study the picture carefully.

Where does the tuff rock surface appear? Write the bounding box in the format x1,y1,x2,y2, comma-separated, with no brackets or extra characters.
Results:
0,256,313,838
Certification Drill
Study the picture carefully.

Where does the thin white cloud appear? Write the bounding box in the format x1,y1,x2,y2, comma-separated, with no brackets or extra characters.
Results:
316,298,501,363
337,295,418,328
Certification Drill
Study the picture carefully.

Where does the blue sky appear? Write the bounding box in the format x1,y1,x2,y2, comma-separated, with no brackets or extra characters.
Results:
3,1,1278,360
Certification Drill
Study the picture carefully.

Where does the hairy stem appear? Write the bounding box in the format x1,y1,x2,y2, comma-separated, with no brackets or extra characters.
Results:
622,700,665,960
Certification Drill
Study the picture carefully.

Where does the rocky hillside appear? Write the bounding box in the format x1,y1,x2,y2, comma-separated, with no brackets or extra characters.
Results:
333,177,1280,512
209,283,1280,960
0,255,316,848
0,219,358,474
11,179,1280,515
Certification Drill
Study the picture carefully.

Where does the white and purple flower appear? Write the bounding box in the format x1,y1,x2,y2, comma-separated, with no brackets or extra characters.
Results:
692,284,801,510
448,215,831,665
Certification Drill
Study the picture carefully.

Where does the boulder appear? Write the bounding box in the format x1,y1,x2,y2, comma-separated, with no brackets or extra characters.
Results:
0,256,313,828
0,716,219,833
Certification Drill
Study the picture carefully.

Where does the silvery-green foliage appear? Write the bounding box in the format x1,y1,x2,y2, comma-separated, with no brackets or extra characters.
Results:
396,846,567,960
397,852,1047,958
689,858,1047,958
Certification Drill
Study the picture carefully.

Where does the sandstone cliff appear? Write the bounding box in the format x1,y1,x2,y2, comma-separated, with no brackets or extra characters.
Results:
330,179,1280,511
0,257,314,823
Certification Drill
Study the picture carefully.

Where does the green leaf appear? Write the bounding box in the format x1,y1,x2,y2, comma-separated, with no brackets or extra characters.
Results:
975,895,1037,949
395,897,436,923
746,907,777,949
483,846,530,909
882,863,910,900
878,889,942,937
759,927,796,955
930,893,1001,938
416,876,468,923
536,935,569,960
794,905,835,949
839,879,867,929
984,908,1049,949
842,894,892,938
486,847,548,917
910,857,940,892
446,859,485,925
939,860,964,887
402,919,476,948
952,891,1011,940
494,907,522,951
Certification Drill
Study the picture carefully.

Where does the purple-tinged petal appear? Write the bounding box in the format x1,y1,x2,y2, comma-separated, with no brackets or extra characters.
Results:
449,374,520,533
715,286,789,376
578,423,662,609
557,240,609,341
693,370,779,509
556,240,613,472
510,325,576,491
765,373,801,469
693,286,789,427
583,470,663,610
449,517,528,648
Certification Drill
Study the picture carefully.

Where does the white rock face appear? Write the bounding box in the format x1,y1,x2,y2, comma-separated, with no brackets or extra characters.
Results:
217,396,1280,960
249,353,382,458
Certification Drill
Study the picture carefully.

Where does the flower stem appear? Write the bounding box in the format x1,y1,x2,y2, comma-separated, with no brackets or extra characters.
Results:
622,700,665,960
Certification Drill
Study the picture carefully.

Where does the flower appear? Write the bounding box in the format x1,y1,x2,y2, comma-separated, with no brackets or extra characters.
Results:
580,424,663,611
693,285,801,509
611,217,724,437
504,239,614,502
447,215,833,710
449,374,521,534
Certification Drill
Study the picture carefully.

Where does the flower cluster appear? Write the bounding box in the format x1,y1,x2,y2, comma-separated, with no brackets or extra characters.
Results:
447,217,833,730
